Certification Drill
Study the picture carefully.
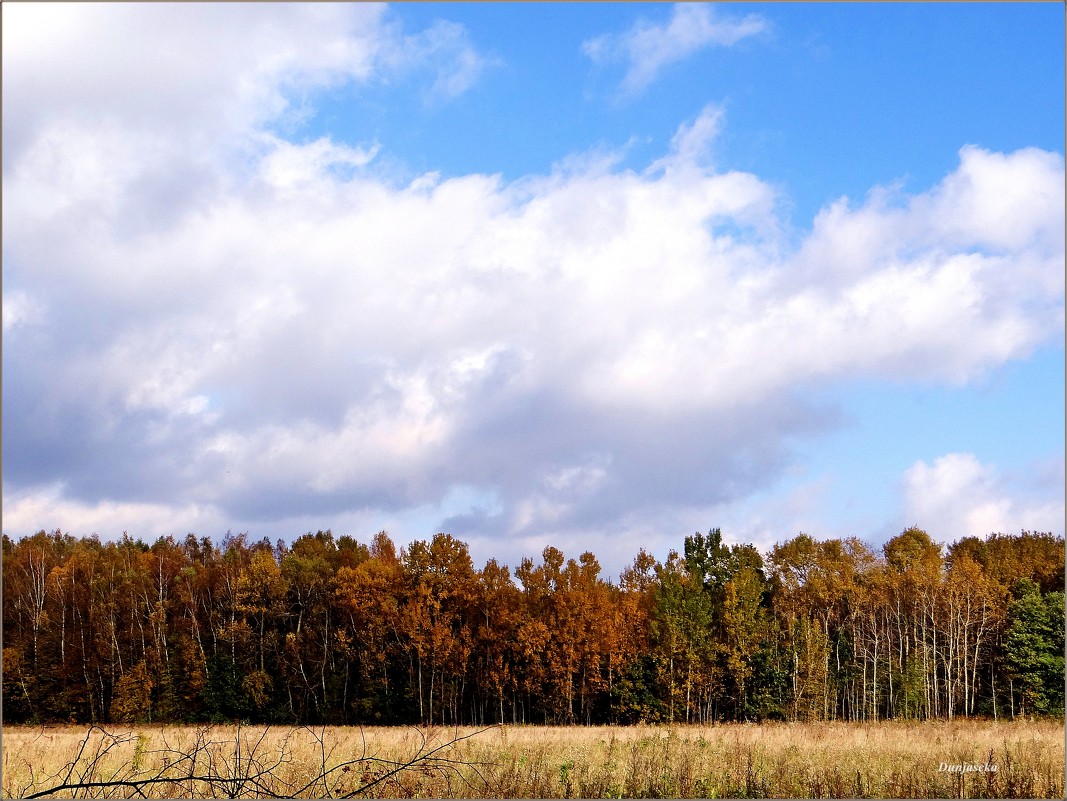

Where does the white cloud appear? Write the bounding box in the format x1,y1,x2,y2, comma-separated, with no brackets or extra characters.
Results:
388,19,500,104
3,4,378,163
259,135,381,190
920,145,1066,253
4,96,1063,560
2,3,488,174
787,146,1064,384
646,103,726,175
2,291,41,333
6,103,1064,548
2,6,1063,572
583,4,767,100
901,453,1065,541
1,482,222,541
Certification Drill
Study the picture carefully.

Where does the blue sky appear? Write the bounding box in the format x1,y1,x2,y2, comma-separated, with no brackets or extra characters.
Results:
305,3,1064,224
3,3,1063,576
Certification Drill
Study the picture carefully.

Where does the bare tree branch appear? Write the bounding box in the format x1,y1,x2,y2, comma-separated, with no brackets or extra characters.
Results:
18,723,497,799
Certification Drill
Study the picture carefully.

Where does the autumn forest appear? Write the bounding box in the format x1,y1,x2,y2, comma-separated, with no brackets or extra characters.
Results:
2,527,1063,728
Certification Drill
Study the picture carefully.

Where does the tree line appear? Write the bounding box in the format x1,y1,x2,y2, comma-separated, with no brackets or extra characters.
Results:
2,526,1062,726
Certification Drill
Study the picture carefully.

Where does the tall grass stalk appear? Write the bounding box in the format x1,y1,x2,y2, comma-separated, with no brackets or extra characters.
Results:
2,719,1062,798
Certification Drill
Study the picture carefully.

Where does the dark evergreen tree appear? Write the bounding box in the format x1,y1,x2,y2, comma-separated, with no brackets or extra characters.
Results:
1005,579,1065,716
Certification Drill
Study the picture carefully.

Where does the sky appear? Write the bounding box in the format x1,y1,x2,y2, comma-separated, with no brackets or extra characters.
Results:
3,2,1064,578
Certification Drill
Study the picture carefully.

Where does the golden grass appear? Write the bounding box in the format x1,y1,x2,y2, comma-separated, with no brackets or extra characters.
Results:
2,719,1063,798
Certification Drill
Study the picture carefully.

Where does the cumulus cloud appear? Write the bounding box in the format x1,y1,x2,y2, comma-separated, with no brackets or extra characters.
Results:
583,4,767,100
3,5,1063,573
1,3,487,172
901,453,1065,541
2,4,372,167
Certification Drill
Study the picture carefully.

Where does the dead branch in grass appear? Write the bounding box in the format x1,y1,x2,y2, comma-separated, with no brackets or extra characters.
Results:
15,723,498,799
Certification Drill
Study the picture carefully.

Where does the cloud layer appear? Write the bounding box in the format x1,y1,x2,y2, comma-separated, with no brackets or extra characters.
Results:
3,5,1063,571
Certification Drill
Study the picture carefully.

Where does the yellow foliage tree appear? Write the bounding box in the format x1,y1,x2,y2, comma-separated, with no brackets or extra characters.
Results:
110,660,154,723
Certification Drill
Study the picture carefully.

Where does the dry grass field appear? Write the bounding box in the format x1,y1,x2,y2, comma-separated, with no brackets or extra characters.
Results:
2,719,1063,798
